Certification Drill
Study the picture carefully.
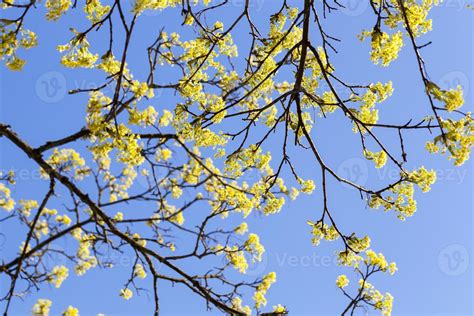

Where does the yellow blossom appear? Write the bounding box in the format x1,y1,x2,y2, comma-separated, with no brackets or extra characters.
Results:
336,274,349,288
32,299,52,316
62,306,79,316
120,288,133,300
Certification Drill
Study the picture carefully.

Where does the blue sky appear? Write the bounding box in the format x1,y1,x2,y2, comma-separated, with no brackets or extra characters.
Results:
0,1,472,315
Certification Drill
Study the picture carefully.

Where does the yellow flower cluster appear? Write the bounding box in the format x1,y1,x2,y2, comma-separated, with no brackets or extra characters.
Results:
244,233,265,262
289,112,314,138
225,145,271,177
234,222,248,235
231,297,251,315
1,26,37,71
406,166,437,193
370,81,394,102
97,52,124,76
385,0,440,37
180,124,228,148
170,182,183,199
55,214,72,226
357,0,439,68
131,0,181,15
289,187,299,201
215,239,266,276
132,232,147,247
85,91,112,138
273,304,288,314
297,178,316,194
18,241,31,255
225,246,248,274
47,265,69,288
73,231,98,276
0,170,15,184
5,52,24,71
0,183,15,211
86,89,146,199
336,251,357,269
113,211,124,222
253,272,276,309
336,249,396,314
351,82,393,132
42,208,57,216
262,196,285,216
337,250,362,268
0,0,14,8
129,80,154,100
365,250,389,270
128,106,158,127
19,199,39,217
159,110,173,127
35,220,50,238
359,281,394,316
57,33,98,68
155,148,172,161
208,183,253,218
107,166,139,202
319,91,339,115
369,167,436,220
347,235,371,252
162,202,184,225
44,148,90,180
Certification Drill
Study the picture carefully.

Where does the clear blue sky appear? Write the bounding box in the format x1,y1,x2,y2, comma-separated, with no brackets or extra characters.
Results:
0,1,472,315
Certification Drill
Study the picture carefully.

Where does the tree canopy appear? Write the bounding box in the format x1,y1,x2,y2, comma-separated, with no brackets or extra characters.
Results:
0,0,472,315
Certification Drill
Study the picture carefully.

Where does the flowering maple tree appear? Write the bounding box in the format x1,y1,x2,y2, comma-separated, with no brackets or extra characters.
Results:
0,0,472,315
